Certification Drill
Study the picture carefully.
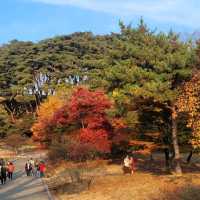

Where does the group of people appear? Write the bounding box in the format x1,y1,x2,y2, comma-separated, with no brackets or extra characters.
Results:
0,159,15,185
123,154,136,174
0,157,46,186
25,158,46,178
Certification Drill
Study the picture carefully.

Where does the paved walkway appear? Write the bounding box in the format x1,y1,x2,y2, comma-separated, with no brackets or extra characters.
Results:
0,157,50,200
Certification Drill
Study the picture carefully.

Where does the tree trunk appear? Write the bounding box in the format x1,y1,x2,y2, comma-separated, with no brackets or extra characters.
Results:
164,148,170,170
4,104,16,123
10,112,16,123
150,153,154,161
186,150,193,164
169,148,175,167
34,94,39,113
171,106,182,174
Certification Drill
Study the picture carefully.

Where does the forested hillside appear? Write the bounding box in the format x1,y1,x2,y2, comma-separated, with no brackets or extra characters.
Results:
1,21,200,174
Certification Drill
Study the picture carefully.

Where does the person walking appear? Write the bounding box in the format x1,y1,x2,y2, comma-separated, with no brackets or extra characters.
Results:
39,161,46,178
29,158,35,176
1,164,7,184
35,159,40,177
7,162,15,180
0,164,2,184
25,160,32,176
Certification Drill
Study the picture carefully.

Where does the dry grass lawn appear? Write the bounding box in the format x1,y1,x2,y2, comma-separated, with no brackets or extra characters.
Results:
49,159,200,200
56,171,200,200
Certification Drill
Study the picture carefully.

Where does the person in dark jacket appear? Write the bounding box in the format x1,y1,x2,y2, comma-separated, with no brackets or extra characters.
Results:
25,160,32,176
1,164,7,184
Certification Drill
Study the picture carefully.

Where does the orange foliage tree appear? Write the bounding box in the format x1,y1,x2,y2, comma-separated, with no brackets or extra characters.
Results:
31,94,65,141
176,70,200,161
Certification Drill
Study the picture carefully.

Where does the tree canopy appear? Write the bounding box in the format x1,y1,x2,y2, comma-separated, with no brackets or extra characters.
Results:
0,20,200,173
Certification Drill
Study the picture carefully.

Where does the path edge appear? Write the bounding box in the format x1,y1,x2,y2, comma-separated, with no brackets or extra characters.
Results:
41,178,57,200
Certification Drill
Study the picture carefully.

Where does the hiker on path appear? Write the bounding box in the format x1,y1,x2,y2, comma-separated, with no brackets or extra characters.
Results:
29,158,35,176
1,164,7,184
25,160,32,176
35,159,40,177
7,162,15,180
39,161,46,178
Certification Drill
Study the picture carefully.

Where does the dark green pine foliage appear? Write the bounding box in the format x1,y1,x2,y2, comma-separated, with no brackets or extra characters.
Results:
97,20,194,174
103,21,193,104
0,33,113,119
0,22,194,123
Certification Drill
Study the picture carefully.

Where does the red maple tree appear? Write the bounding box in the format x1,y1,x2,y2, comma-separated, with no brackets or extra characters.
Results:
68,87,112,153
32,86,113,154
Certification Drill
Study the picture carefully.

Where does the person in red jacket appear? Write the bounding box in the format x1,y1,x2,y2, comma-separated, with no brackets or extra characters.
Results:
7,162,15,180
39,161,46,178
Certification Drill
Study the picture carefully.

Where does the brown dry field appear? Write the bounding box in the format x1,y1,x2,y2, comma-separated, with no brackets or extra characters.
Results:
57,172,200,200
46,155,200,200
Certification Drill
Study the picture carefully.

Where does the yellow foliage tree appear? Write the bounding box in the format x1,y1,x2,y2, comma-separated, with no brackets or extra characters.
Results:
177,70,200,152
31,94,65,141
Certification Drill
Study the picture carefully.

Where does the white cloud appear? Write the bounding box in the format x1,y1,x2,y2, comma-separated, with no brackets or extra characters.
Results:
28,0,200,28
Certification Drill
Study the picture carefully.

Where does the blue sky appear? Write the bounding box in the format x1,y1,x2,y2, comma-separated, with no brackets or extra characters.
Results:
0,0,200,44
